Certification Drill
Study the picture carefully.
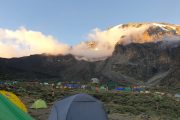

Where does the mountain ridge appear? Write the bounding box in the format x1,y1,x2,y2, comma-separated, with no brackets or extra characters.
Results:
0,22,180,87
0,41,179,88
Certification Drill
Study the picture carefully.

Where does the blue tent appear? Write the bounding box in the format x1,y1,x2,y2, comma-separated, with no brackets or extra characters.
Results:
48,94,108,120
64,84,80,89
0,81,4,84
115,87,124,91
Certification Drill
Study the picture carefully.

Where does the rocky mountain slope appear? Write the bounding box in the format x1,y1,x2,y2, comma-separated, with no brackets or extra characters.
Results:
0,22,180,87
95,41,180,87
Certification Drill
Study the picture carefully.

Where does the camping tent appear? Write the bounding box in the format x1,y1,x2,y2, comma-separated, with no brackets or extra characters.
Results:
100,86,106,91
0,94,34,120
91,78,100,84
0,90,27,112
57,82,61,86
175,94,180,98
124,87,131,92
115,87,124,91
30,99,47,109
64,84,80,89
48,94,108,120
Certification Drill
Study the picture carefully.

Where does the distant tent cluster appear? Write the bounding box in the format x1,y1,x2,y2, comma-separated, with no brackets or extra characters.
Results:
21,78,125,92
0,81,18,90
0,81,18,85
64,84,81,89
115,86,145,92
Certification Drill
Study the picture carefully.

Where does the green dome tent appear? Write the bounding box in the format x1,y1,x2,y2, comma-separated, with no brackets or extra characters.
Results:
31,99,47,109
0,94,34,120
100,86,106,91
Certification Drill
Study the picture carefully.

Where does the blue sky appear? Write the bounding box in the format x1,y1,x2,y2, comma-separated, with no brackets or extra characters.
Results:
0,0,180,45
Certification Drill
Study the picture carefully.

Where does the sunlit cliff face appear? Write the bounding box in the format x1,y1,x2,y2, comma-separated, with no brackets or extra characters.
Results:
75,23,180,61
91,23,180,45
0,23,180,61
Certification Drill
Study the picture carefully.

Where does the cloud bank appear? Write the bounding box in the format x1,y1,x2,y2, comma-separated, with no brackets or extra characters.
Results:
0,27,70,58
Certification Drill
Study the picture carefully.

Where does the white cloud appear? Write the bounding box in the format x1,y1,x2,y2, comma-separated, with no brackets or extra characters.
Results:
0,27,70,58
70,24,149,59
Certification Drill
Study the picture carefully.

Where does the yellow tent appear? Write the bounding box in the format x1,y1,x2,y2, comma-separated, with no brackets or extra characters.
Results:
0,90,27,112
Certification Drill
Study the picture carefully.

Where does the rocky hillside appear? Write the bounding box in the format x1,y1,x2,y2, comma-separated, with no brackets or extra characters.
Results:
95,41,180,87
0,41,179,87
0,54,95,81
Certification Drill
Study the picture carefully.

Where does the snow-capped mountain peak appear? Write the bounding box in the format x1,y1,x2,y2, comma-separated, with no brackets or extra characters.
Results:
73,22,180,61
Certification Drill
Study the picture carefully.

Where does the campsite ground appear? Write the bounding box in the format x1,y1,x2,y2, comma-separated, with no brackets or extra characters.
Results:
5,84,180,120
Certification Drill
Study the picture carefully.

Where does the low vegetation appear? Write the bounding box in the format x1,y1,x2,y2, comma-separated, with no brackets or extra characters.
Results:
1,83,180,120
